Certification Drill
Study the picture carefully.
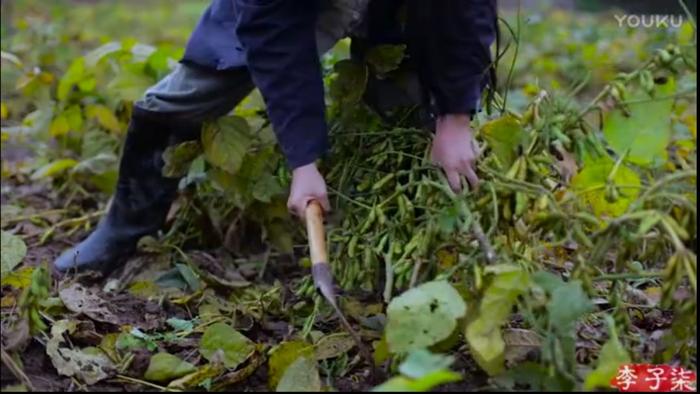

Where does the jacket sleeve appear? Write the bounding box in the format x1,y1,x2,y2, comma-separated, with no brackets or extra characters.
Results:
408,0,497,116
235,0,328,169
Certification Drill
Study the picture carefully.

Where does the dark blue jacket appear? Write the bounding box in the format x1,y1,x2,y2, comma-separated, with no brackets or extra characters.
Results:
182,0,497,169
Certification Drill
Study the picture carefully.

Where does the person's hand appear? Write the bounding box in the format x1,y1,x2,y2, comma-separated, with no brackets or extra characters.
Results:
431,114,481,193
288,162,331,219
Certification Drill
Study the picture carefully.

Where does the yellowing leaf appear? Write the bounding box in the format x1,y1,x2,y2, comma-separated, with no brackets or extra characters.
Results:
465,265,529,376
1,102,8,119
481,115,525,169
1,266,34,289
571,157,641,217
86,104,121,133
167,363,225,390
603,77,676,167
127,280,161,299
49,115,70,137
201,116,251,175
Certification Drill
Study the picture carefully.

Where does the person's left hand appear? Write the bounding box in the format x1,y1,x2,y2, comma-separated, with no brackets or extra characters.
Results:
431,114,481,193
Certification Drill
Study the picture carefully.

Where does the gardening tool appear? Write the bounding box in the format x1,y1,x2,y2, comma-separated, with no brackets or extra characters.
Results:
304,200,378,378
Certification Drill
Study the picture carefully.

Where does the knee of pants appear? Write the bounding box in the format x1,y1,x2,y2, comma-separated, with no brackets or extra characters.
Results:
135,63,254,123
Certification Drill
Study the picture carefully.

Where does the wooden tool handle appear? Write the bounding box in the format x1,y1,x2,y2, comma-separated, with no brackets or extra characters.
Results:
305,200,328,265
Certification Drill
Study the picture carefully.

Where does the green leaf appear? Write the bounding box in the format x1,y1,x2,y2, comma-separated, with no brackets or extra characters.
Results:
532,271,565,294
372,370,462,392
81,129,118,158
175,263,201,292
72,153,118,175
201,116,252,175
57,58,85,101
115,332,147,351
268,341,315,390
571,156,641,217
167,318,195,332
162,141,202,178
481,115,525,169
144,353,197,382
106,65,154,102
265,221,294,254
1,231,27,275
584,316,630,390
386,281,467,353
366,44,406,76
49,114,70,137
465,265,529,376
275,356,321,392
548,280,594,334
64,105,83,132
330,60,368,105
199,322,255,369
399,349,455,379
86,104,121,134
31,159,78,180
252,173,284,203
1,204,22,228
604,77,676,167
84,42,123,67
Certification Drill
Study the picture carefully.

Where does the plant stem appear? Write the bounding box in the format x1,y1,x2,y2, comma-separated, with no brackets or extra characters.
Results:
592,272,663,281
113,374,182,392
1,349,35,391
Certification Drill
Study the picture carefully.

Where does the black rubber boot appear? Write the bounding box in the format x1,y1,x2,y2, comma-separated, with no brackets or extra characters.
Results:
53,107,201,276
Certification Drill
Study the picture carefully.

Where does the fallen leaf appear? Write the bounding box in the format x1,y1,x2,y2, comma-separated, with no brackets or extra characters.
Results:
59,283,165,330
46,319,115,385
314,333,355,360
268,341,315,390
212,348,265,390
144,352,197,382
276,356,321,392
1,317,30,351
1,231,27,275
199,322,255,369
503,328,542,365
168,362,226,390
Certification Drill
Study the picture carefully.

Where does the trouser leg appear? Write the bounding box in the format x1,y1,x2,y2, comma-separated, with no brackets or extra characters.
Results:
53,64,254,275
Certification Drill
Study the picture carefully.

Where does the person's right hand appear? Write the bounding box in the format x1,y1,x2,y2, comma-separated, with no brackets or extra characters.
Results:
287,162,331,219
